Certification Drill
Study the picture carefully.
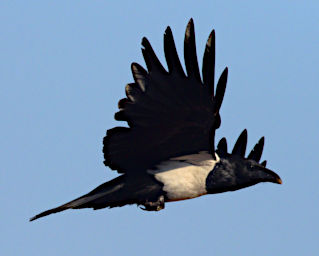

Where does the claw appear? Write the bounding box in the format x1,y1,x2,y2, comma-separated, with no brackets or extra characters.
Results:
140,195,165,211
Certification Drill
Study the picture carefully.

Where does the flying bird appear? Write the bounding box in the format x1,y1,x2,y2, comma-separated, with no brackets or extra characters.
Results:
30,19,281,221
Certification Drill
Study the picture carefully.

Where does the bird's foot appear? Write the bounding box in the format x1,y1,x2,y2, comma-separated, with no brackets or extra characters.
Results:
140,195,165,211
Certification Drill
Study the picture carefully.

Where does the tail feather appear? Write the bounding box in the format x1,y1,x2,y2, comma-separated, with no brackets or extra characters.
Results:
30,175,125,222
29,200,76,222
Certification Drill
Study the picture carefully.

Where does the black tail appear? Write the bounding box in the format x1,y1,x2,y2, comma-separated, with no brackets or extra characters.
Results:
30,175,126,221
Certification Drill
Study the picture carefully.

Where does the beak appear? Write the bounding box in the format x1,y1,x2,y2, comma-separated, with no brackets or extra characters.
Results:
261,167,282,185
269,170,282,185
275,177,282,184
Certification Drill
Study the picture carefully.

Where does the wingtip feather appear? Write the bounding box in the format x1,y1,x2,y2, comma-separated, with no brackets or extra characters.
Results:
217,137,228,153
232,129,248,157
247,136,265,162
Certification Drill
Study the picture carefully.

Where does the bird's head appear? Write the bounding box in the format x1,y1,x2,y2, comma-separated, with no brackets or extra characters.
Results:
206,129,282,194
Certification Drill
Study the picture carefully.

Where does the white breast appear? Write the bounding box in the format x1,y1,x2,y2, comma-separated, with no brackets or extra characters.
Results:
148,152,220,201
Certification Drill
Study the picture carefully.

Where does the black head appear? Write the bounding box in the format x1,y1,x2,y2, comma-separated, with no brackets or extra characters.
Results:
206,129,282,194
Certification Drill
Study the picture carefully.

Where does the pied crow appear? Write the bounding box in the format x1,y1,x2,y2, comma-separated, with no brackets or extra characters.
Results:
30,19,281,221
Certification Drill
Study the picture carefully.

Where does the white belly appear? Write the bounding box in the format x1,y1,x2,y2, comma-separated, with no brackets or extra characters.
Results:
148,152,219,201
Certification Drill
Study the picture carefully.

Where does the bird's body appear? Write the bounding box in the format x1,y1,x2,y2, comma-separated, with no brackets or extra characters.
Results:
150,151,218,202
30,19,281,222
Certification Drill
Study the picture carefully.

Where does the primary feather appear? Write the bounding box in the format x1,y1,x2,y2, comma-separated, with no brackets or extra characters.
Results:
103,19,228,174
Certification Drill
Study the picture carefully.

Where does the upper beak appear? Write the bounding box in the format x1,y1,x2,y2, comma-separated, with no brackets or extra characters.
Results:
270,170,282,184
262,167,282,185
275,177,282,184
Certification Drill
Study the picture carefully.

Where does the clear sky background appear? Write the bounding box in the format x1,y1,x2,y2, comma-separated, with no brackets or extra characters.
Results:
1,1,318,255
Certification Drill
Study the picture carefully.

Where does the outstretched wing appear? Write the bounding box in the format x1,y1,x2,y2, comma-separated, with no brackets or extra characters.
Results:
103,19,228,174
217,129,267,166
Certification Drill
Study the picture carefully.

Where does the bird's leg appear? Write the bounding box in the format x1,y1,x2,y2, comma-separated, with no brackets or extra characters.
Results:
140,195,165,211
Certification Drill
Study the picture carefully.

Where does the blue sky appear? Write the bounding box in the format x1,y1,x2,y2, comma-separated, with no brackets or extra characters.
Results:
1,1,318,255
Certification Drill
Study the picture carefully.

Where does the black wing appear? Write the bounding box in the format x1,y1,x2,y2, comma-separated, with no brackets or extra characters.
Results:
217,129,267,165
103,19,228,174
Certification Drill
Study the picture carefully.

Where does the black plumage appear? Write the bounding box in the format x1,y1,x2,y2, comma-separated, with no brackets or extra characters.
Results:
30,19,281,222
103,19,227,173
217,129,265,163
206,131,281,194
